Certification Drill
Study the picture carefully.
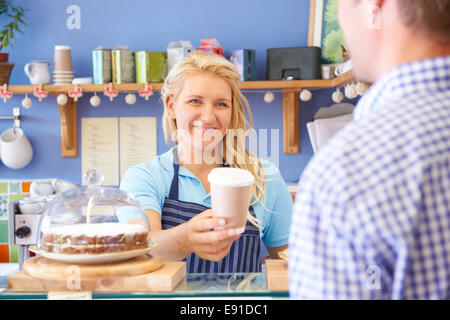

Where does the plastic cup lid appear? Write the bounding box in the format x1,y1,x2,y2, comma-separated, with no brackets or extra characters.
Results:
55,45,71,50
208,167,254,187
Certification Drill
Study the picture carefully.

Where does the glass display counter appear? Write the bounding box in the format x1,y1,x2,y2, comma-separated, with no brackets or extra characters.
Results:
0,272,288,299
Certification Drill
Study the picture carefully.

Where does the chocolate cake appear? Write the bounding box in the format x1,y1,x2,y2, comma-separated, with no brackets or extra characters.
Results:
42,223,148,254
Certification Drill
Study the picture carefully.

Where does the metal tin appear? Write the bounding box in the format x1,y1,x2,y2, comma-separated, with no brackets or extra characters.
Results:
135,51,150,84
112,49,135,83
92,49,112,84
148,51,167,83
135,51,167,83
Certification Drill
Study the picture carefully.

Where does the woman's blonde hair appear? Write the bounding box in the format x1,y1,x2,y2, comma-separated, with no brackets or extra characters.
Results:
160,50,267,217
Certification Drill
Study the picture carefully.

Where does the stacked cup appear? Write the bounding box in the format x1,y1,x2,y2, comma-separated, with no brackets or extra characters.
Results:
53,45,73,85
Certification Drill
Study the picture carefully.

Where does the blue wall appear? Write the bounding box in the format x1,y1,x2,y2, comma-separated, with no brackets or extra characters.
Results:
0,0,356,184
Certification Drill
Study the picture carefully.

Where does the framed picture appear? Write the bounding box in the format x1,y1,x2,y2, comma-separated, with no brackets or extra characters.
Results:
308,0,347,64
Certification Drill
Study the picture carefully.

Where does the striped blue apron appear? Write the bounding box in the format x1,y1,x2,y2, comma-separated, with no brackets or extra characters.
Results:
161,155,262,274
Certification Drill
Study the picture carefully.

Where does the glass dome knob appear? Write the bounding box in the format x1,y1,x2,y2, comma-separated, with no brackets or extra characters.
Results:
84,169,104,186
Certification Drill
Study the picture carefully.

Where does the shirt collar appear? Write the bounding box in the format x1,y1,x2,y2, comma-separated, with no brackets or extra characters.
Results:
354,55,450,122
159,146,202,179
161,147,211,200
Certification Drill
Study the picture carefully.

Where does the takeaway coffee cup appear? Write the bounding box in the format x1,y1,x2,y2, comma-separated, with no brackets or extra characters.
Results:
53,45,74,84
0,127,33,169
207,167,255,235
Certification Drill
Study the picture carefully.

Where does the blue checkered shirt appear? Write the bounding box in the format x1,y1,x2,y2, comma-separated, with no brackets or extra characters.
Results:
289,56,450,300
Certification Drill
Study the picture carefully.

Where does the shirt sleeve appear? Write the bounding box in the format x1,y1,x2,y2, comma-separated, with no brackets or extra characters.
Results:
258,161,294,248
119,164,165,216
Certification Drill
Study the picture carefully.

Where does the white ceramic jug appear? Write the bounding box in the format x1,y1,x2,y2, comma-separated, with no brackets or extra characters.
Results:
24,61,51,85
0,128,33,169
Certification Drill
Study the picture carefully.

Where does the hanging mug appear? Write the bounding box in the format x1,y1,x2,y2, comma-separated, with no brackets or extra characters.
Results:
0,128,33,169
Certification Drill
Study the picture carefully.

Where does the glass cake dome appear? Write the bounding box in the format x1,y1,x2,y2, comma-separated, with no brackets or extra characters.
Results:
35,169,150,261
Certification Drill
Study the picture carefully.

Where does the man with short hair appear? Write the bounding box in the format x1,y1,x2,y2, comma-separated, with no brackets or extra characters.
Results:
289,0,450,299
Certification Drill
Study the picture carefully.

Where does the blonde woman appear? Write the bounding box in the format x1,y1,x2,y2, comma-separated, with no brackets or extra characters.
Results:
120,51,293,273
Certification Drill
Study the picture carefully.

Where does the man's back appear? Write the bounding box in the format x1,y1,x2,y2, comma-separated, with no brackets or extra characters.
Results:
289,56,450,299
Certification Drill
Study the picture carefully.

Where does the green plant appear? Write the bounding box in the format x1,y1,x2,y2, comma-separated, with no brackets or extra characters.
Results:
0,0,26,51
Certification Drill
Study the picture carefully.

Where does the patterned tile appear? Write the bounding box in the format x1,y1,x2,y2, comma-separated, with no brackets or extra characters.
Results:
9,245,18,263
0,244,9,263
0,220,7,243
0,182,7,194
9,194,28,202
0,194,7,219
8,182,21,194
22,181,32,193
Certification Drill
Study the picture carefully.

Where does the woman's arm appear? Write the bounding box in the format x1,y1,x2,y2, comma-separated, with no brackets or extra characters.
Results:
267,244,288,259
144,209,240,262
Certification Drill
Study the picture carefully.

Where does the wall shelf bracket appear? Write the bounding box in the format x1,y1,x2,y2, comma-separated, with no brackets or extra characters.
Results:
57,97,78,157
282,89,300,154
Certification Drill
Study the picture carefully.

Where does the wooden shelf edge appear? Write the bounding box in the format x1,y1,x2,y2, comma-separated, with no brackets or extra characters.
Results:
331,70,355,87
240,79,334,89
7,83,163,94
6,71,354,93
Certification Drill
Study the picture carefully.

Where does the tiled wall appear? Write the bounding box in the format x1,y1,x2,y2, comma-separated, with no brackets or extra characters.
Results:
0,179,51,263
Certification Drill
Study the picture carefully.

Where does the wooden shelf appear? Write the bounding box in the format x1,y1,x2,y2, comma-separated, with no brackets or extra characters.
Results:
241,71,354,90
8,83,162,94
7,71,353,94
5,71,355,157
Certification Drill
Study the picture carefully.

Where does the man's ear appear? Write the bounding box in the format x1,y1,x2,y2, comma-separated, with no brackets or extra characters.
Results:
366,0,384,30
368,0,385,6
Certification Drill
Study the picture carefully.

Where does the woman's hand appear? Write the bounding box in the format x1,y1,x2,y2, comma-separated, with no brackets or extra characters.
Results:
186,209,240,262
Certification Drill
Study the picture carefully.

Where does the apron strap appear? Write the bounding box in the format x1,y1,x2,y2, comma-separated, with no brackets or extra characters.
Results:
168,147,229,201
168,148,180,200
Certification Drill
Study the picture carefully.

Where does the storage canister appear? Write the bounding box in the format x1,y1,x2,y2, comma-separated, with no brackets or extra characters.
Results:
112,49,135,83
135,51,150,84
135,51,167,83
148,52,167,83
92,48,112,84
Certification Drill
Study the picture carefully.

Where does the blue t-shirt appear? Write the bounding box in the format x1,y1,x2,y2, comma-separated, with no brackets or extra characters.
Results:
120,147,293,248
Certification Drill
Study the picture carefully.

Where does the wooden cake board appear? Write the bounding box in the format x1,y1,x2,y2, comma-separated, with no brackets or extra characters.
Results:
265,259,288,292
8,255,186,293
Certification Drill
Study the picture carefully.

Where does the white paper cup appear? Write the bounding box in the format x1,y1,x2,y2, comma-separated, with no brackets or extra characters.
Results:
53,45,73,72
208,167,255,234
0,128,33,169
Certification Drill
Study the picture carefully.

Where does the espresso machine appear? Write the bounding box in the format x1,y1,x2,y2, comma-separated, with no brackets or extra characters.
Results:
7,180,79,269
8,198,44,270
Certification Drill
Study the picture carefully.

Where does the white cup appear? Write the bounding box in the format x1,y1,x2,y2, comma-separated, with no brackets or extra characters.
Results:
19,196,47,215
208,167,255,235
0,128,33,169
